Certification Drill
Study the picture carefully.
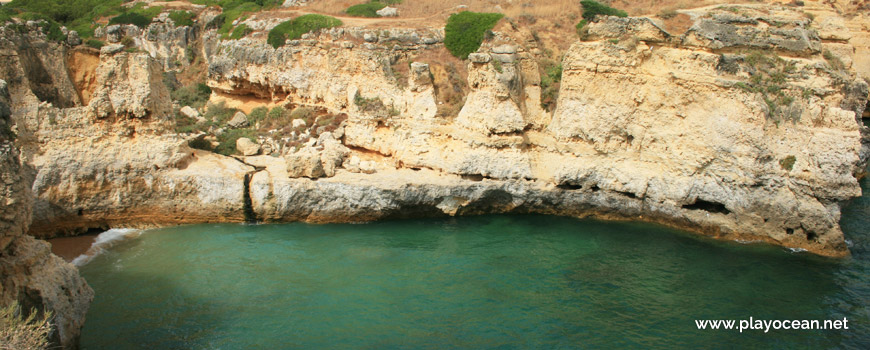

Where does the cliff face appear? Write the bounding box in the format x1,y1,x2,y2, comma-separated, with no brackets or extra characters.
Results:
6,3,869,260
221,6,862,256
9,44,254,236
0,78,93,349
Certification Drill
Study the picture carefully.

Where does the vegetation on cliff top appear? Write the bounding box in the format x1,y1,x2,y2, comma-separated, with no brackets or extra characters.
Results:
576,0,627,31
444,11,503,59
1,0,128,38
267,14,343,48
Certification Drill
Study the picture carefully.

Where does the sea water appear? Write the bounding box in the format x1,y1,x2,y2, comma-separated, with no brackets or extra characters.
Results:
78,180,870,349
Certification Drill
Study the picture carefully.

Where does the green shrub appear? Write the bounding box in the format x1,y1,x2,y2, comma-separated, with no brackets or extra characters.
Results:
3,0,133,39
215,128,256,155
780,155,796,171
174,113,202,133
380,0,402,4
346,2,386,18
169,10,195,26
172,83,212,109
249,106,269,124
580,0,627,21
109,12,151,27
539,59,562,111
269,106,289,120
267,14,342,48
290,106,314,123
6,0,124,23
216,2,260,37
188,137,213,151
86,39,104,48
229,23,252,39
444,11,503,59
204,102,238,125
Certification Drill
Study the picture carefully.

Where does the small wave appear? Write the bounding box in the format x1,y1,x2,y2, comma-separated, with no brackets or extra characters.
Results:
71,228,143,266
787,247,808,253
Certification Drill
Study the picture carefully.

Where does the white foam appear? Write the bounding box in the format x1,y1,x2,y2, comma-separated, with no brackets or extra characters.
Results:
787,247,808,253
71,228,143,266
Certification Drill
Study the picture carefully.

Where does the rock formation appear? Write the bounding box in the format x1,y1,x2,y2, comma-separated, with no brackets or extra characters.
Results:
2,3,864,258
1,2,869,346
0,78,93,349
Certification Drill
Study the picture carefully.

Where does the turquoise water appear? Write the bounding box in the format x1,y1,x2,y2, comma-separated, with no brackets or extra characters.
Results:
79,181,870,349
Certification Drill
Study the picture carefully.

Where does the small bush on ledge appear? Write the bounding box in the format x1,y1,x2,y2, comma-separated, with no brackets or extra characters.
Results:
168,10,195,26
444,11,503,59
346,1,386,18
576,0,626,32
267,14,342,48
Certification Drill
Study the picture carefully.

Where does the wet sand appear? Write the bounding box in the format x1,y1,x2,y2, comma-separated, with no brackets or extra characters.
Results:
49,234,98,262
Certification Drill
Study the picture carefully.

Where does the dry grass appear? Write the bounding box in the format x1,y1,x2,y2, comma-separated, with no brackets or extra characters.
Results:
303,0,753,19
0,302,54,350
402,48,469,117
610,0,747,16
304,0,585,23
662,12,694,34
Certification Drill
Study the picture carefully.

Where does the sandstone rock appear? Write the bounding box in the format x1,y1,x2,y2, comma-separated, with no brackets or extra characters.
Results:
319,133,349,177
376,7,398,17
236,137,260,156
0,83,92,350
291,118,306,128
105,24,122,43
228,111,249,128
67,30,81,46
286,146,325,178
343,155,362,172
282,0,307,7
680,7,821,54
100,44,125,55
468,53,491,63
87,51,172,119
359,160,377,174
5,1,866,271
180,106,200,119
492,44,517,54
584,16,670,42
409,62,432,91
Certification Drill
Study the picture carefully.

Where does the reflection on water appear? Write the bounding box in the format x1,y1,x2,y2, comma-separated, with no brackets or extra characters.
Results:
79,179,870,349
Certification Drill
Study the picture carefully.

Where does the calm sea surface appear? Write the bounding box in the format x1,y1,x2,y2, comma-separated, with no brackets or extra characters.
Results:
78,179,870,349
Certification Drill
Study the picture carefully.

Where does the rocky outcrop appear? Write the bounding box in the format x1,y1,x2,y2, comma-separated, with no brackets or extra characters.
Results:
0,23,82,110
0,79,93,349
220,5,865,256
206,27,443,114
12,45,255,237
8,3,869,262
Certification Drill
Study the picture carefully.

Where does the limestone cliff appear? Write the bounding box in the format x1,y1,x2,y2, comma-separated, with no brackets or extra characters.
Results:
6,2,870,261
0,78,93,349
201,4,868,256
11,45,255,237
